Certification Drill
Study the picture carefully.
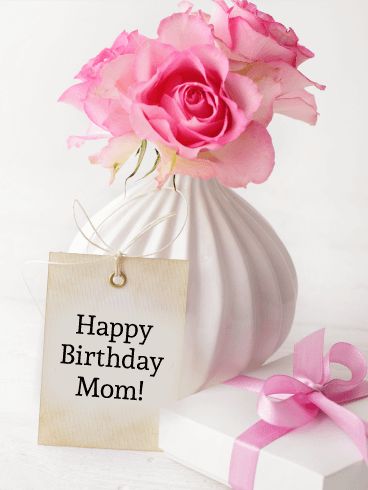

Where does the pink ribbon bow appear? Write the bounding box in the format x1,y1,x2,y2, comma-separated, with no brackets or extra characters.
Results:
225,329,368,490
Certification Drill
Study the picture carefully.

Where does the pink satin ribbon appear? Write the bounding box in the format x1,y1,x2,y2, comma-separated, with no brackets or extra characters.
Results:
225,329,368,490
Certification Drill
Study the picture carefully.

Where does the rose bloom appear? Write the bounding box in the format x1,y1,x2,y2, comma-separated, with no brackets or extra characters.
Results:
212,0,313,67
209,0,325,125
60,3,323,187
60,30,146,137
61,12,275,187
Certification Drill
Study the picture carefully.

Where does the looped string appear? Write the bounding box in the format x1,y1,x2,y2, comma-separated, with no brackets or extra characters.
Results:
73,186,188,258
23,186,188,313
72,200,112,254
73,186,188,285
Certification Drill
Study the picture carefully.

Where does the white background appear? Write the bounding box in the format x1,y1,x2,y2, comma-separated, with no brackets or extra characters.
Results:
0,1,367,489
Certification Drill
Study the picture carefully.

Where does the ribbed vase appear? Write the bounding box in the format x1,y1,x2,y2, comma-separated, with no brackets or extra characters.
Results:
70,176,297,395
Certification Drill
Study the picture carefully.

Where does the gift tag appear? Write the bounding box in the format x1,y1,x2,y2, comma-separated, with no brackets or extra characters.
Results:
38,252,188,451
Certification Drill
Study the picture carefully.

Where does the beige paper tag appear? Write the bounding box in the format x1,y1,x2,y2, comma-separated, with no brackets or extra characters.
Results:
38,252,188,451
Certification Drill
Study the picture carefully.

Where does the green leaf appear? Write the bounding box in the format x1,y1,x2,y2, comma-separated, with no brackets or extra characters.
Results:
124,139,147,194
139,149,161,181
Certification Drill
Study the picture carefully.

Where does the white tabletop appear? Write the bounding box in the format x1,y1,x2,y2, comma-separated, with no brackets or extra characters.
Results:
1,295,367,490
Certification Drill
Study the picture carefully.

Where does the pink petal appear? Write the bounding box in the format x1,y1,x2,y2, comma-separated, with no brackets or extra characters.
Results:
212,94,248,145
156,123,275,188
158,12,214,50
252,77,281,125
296,44,315,66
158,122,275,188
270,61,325,93
156,144,215,187
229,17,296,65
230,3,269,35
102,104,133,135
111,30,130,50
189,44,229,86
175,154,215,180
213,0,229,10
269,61,324,124
268,22,298,48
112,29,147,52
242,62,282,125
130,103,173,141
178,1,194,12
59,82,90,110
203,121,275,187
225,72,262,120
130,103,196,159
75,48,114,81
211,0,232,47
172,94,247,150
97,54,136,99
274,90,318,125
82,54,136,135
134,40,175,82
244,61,324,125
89,133,140,168
67,133,108,149
83,95,131,136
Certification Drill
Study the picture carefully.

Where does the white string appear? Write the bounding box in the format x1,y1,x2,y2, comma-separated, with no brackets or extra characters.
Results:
72,201,112,254
73,186,188,258
23,185,188,316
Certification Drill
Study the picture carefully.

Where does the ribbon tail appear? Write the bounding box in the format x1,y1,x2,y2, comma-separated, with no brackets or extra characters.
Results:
311,391,368,463
229,420,291,490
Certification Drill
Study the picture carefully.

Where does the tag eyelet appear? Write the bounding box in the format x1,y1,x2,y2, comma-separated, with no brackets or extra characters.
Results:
109,272,127,288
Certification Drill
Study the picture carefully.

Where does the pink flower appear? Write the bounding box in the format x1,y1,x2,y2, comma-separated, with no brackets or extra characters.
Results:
59,30,146,136
122,12,273,186
242,61,325,126
209,0,325,125
60,4,323,189
60,30,148,182
131,44,249,159
155,119,274,188
212,0,313,67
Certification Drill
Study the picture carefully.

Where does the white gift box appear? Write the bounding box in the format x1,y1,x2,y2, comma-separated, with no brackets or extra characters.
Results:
159,355,368,490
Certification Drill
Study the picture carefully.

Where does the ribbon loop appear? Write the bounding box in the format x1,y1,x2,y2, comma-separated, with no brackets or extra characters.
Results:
258,375,318,428
323,342,368,400
293,328,326,384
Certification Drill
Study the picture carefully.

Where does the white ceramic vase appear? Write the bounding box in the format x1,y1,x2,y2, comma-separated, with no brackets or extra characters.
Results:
70,176,297,395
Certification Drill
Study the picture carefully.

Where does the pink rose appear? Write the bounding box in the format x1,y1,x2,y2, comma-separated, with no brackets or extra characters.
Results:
130,43,250,159
239,60,325,126
64,13,275,188
77,30,145,81
212,0,313,67
208,0,325,125
59,30,146,136
60,30,148,181
131,12,274,187
60,5,323,188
